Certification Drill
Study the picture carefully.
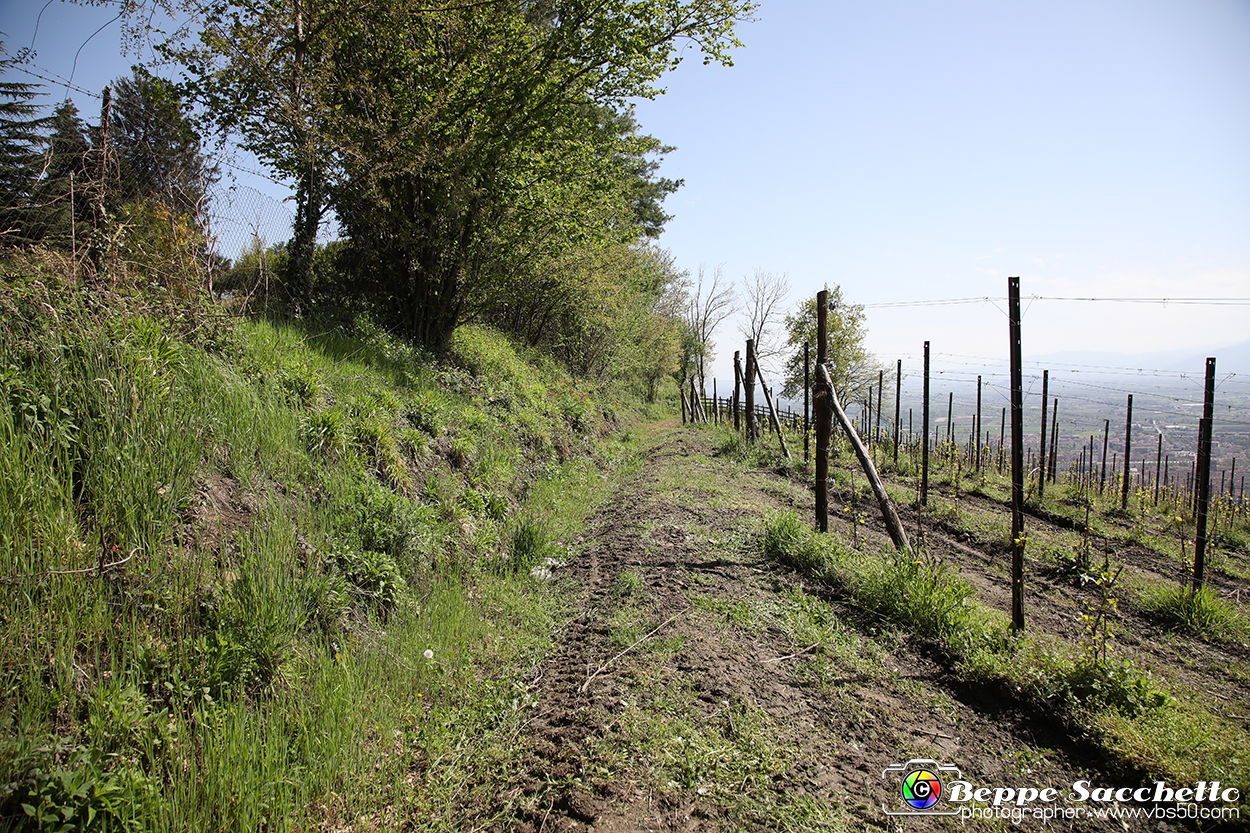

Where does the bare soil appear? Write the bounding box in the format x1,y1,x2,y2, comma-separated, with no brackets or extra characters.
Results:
481,422,1218,832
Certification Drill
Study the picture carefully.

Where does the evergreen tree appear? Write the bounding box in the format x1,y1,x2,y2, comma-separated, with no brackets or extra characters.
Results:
33,100,92,247
109,68,216,221
0,49,50,246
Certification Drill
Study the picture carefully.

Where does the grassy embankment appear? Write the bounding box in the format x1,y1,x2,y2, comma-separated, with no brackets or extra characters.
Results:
0,259,651,831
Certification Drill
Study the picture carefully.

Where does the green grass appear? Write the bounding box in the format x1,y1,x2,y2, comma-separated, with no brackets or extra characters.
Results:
0,269,636,830
756,509,1250,802
1138,583,1250,643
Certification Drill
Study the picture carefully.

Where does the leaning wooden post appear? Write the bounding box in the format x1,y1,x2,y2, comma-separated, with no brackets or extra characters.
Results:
745,339,758,443
756,364,792,461
733,351,742,432
921,341,931,506
815,291,831,532
803,342,811,463
819,364,909,552
680,387,688,424
1194,357,1217,590
1008,276,1026,632
1121,394,1134,511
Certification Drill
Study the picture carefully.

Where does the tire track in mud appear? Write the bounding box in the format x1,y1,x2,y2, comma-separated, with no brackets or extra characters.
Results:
494,423,1151,832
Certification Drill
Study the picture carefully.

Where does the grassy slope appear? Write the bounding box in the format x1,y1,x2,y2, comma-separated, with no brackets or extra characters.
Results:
0,269,651,831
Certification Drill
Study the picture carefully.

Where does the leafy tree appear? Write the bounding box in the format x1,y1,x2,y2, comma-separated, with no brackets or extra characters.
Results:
161,0,338,301
0,48,50,246
781,285,881,404
162,0,755,348
109,68,216,220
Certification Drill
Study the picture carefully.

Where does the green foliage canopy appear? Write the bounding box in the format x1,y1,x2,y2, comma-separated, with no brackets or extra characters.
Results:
781,285,881,403
162,0,755,350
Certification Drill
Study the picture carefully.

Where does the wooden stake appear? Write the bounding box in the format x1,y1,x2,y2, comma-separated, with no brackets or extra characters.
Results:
1008,276,1026,632
1121,394,1133,512
745,340,757,442
818,364,908,552
815,292,830,532
733,351,742,432
1039,369,1049,499
894,359,902,466
1194,358,1217,589
1100,419,1110,494
875,370,883,456
803,342,810,462
921,341,931,506
975,375,982,472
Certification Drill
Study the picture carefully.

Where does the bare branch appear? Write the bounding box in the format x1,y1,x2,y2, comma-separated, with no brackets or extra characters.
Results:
737,267,789,374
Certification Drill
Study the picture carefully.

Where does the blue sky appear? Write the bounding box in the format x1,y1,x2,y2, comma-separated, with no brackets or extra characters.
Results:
631,0,1250,381
4,0,1248,385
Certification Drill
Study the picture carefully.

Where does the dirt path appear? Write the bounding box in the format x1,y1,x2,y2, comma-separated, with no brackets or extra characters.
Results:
490,422,1163,832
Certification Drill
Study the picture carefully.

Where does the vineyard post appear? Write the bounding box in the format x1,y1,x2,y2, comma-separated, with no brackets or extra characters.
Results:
946,392,953,449
875,370,883,457
894,359,902,466
1100,419,1110,495
680,388,688,424
1121,395,1133,511
1089,436,1095,492
1154,433,1163,505
1230,458,1236,498
975,375,982,472
815,291,830,532
745,340,757,443
1008,276,1026,631
1049,399,1059,483
1189,460,1196,512
1038,370,1049,500
803,342,810,463
733,351,742,432
999,406,1006,474
921,341,931,506
713,378,719,425
1193,357,1216,590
